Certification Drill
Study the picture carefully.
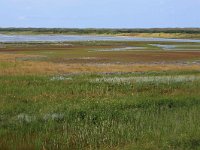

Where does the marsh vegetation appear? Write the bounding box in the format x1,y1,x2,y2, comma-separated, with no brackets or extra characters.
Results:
0,40,200,149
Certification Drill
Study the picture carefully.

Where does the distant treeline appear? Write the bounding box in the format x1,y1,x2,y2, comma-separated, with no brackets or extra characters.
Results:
1,28,200,34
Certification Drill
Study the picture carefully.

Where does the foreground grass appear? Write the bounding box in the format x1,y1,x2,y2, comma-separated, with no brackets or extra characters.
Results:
0,72,200,149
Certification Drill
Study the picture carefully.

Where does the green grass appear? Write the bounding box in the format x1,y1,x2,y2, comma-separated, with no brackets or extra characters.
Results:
0,71,200,149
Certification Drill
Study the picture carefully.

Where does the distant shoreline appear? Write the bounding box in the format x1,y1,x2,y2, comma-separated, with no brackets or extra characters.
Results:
1,28,200,39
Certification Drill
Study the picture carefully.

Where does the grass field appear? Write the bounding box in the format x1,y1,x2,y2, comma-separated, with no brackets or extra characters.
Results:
1,40,200,149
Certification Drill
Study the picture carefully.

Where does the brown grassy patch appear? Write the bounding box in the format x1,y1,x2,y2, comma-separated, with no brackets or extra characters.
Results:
0,53,45,61
98,51,200,63
1,61,200,75
1,53,200,75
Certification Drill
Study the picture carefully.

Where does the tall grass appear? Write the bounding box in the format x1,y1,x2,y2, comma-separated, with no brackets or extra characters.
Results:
0,72,200,149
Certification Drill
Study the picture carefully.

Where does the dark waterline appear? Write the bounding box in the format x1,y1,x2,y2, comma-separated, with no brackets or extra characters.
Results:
1,34,200,43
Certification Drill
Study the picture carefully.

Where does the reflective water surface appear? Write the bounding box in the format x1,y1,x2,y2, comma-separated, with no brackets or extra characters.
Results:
1,34,200,42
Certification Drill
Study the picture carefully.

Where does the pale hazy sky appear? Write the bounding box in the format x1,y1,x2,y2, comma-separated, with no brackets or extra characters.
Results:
0,0,200,28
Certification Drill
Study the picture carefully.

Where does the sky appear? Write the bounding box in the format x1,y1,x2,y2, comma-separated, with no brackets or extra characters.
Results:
0,0,200,28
